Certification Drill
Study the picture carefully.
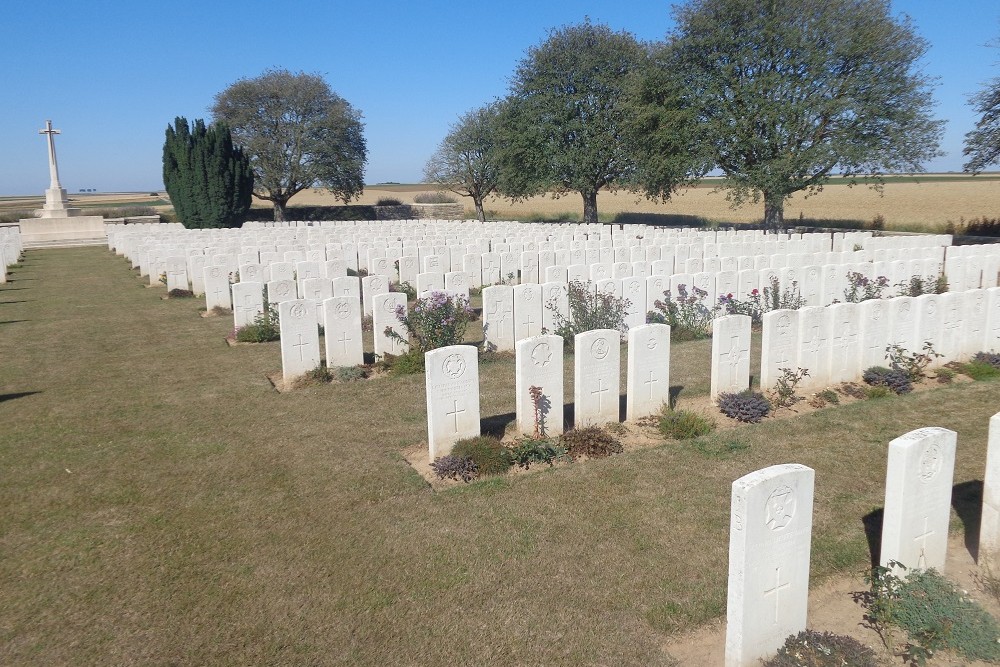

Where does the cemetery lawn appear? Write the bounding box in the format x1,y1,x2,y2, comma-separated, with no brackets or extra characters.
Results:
4,247,1000,665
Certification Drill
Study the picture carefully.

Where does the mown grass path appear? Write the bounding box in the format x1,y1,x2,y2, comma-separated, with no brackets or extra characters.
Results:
2,247,999,665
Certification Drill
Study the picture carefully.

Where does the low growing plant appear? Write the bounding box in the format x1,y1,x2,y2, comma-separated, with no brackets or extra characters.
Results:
717,390,771,423
391,280,417,301
895,274,948,297
430,455,478,482
962,359,1000,380
843,271,890,302
885,341,941,382
234,302,280,342
658,408,716,440
168,288,194,298
972,351,1000,369
507,437,564,469
451,435,512,476
768,367,810,410
862,366,913,395
762,630,879,667
376,349,425,376
559,426,623,460
331,366,368,382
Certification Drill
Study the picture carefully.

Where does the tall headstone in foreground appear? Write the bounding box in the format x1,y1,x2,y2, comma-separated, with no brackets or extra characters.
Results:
880,427,956,573
711,315,752,400
574,329,621,427
981,413,1000,564
515,335,565,436
726,464,814,667
425,345,480,459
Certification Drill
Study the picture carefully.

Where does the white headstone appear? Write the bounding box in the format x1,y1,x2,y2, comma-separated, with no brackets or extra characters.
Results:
203,266,232,310
322,296,364,367
373,292,408,358
232,281,264,329
760,310,799,389
515,335,565,436
573,329,621,427
711,315,752,399
981,413,1000,564
828,303,862,383
482,285,515,352
880,427,957,572
279,300,320,382
541,281,569,335
726,464,814,667
426,345,480,459
266,279,297,306
626,323,671,420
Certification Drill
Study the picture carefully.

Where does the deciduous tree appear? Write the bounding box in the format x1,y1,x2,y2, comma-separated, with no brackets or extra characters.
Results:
964,38,1000,173
424,103,502,222
162,117,253,229
637,0,943,229
495,21,647,224
211,69,367,221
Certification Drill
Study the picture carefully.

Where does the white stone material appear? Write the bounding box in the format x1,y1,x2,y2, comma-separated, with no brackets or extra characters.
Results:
726,464,814,667
541,281,568,335
164,256,188,291
232,281,264,329
322,296,364,367
417,271,445,295
372,292,408,358
445,271,469,299
482,285,515,352
513,283,544,342
981,413,1000,564
203,265,232,310
361,274,389,316
880,427,957,572
515,335,565,436
332,276,360,300
620,276,646,330
760,310,799,389
573,329,621,427
795,306,829,389
426,345,480,459
626,323,671,420
711,315,752,399
266,279,297,306
279,300,321,382
828,303,862,383
859,299,891,369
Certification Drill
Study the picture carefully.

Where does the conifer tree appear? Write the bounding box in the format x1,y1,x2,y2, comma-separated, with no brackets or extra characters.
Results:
162,117,253,228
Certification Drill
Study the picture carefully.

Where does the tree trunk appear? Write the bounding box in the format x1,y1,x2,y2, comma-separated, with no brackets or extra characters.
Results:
474,197,486,222
272,198,289,222
763,195,784,232
581,190,599,225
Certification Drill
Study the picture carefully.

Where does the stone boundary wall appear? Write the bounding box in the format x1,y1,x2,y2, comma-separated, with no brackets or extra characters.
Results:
374,203,464,220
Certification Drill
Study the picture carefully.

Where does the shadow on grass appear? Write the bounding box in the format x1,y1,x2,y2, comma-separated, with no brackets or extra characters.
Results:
862,480,985,569
952,479,983,563
669,385,684,409
0,320,29,325
481,411,515,439
0,300,28,305
613,212,713,228
0,391,41,404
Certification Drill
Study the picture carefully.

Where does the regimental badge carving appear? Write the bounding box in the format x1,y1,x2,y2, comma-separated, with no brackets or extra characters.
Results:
276,283,291,297
920,443,943,483
765,485,796,530
382,296,396,313
334,302,351,320
443,353,466,379
646,335,657,351
289,303,307,319
523,289,534,302
531,342,552,366
591,337,610,360
210,267,222,278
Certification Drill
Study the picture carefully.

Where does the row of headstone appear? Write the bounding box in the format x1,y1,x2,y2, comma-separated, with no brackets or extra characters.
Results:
759,288,999,390
727,425,959,665
427,326,672,457
274,295,407,383
0,227,22,284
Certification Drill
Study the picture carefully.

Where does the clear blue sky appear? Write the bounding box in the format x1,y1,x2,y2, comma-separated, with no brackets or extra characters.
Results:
1,0,997,195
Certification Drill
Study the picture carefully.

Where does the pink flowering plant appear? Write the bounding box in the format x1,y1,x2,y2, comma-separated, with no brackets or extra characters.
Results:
647,283,718,339
843,271,890,302
386,291,475,352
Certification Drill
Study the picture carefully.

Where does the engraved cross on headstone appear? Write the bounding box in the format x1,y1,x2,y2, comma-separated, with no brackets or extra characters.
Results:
914,516,934,569
762,567,791,624
293,334,308,361
446,399,465,431
644,370,659,399
591,377,610,410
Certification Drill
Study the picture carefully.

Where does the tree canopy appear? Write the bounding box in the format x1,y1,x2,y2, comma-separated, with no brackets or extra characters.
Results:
964,38,1000,173
636,0,944,229
494,21,648,224
211,69,367,221
162,117,253,229
424,103,502,222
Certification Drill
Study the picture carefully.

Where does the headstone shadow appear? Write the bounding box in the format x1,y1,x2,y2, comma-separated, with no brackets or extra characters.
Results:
952,479,983,562
862,480,984,568
480,411,515,439
0,391,41,404
668,385,684,410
